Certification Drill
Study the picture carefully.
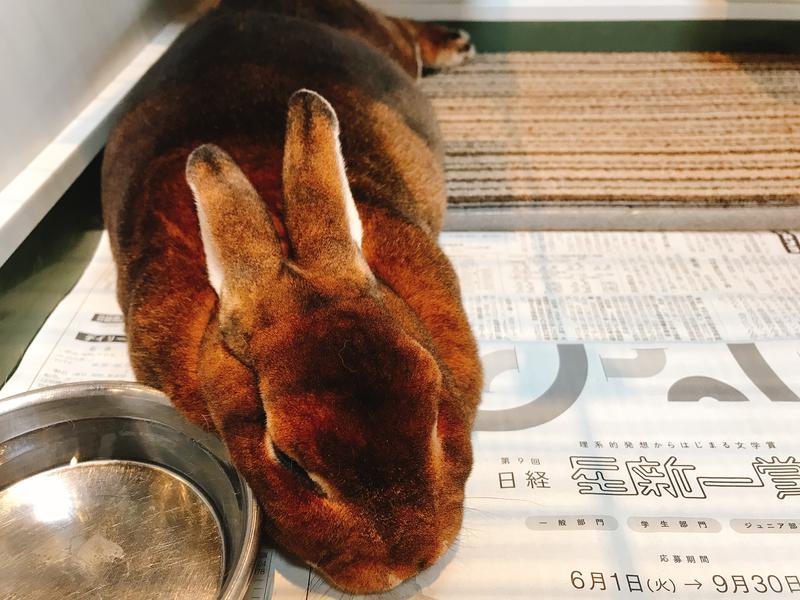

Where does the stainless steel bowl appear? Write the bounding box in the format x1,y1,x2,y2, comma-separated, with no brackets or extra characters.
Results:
0,381,260,600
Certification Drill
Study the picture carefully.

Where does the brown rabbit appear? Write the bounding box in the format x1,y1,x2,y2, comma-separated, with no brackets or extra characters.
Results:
102,0,481,593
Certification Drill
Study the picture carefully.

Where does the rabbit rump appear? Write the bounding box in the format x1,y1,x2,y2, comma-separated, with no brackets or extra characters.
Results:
102,0,480,593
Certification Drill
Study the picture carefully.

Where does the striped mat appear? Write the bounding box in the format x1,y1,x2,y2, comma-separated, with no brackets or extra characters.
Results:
421,52,800,208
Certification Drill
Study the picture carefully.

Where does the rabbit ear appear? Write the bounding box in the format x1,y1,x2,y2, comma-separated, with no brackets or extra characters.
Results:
282,89,369,279
187,144,284,297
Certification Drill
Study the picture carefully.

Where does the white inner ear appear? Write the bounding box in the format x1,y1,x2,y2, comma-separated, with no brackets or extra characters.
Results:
335,141,363,249
414,41,423,81
190,183,224,296
298,88,363,250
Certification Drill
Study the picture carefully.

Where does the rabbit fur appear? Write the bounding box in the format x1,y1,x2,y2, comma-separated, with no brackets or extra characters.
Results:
101,0,481,593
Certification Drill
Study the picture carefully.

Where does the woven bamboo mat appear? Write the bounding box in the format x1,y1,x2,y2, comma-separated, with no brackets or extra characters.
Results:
421,52,800,208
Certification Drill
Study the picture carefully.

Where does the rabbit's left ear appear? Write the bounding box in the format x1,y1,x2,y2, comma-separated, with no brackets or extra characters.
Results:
186,144,285,299
281,89,369,281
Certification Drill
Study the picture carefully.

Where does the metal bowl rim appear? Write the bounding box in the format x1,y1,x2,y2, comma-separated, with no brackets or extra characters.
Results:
0,381,261,600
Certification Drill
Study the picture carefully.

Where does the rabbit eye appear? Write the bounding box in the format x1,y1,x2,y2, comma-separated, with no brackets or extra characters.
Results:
272,443,326,497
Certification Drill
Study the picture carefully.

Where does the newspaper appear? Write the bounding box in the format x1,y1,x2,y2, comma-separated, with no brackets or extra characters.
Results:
3,230,800,599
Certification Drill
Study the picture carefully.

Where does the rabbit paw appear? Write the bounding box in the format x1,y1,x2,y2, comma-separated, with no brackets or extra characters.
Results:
419,26,476,72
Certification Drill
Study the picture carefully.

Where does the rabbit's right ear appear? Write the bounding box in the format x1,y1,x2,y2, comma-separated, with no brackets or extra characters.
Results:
281,90,371,284
186,144,284,299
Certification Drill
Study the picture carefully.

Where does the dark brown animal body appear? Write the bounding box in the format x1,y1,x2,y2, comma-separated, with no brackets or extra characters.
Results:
102,0,480,593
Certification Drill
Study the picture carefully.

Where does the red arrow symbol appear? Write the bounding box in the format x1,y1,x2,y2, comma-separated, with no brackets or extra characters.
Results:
684,579,702,589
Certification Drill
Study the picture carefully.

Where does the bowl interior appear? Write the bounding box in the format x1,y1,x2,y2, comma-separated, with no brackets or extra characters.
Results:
0,383,259,600
0,459,225,599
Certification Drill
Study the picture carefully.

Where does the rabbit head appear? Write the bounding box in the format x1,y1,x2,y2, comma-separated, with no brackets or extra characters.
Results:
186,90,476,593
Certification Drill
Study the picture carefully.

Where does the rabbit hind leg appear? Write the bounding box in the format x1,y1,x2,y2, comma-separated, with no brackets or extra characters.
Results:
390,18,476,73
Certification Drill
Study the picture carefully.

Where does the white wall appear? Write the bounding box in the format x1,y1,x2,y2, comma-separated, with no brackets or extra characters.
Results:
0,0,199,191
366,0,800,21
0,0,212,267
